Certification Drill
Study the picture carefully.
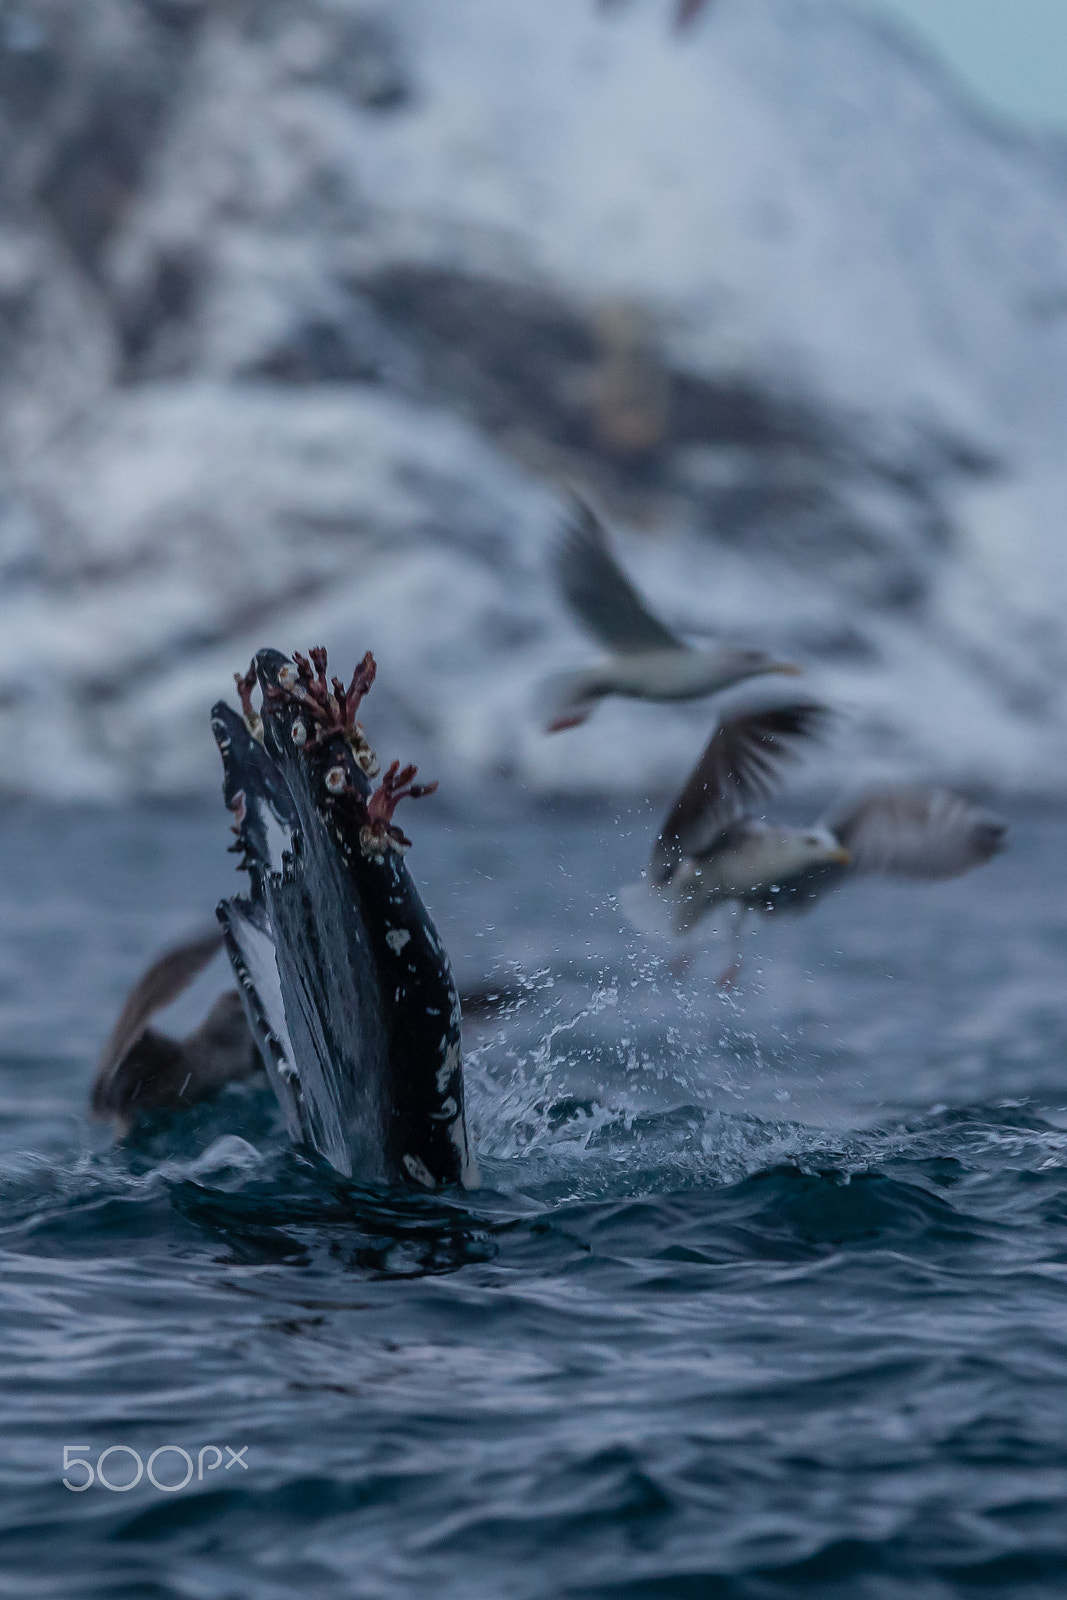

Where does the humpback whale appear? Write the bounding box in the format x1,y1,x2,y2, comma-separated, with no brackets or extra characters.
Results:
210,645,477,1189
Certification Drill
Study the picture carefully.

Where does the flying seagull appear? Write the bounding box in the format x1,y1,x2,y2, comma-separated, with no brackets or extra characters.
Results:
623,698,1008,984
544,499,800,732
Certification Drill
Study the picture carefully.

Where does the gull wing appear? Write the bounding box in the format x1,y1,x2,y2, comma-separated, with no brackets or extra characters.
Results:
554,498,684,655
91,992,258,1122
94,926,225,1089
652,700,831,883
827,787,1007,880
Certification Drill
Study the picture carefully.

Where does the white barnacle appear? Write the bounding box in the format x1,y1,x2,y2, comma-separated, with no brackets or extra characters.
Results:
278,663,298,690
430,1096,458,1121
402,1154,436,1189
291,720,307,746
385,927,411,955
359,825,388,861
349,727,380,778
325,765,346,794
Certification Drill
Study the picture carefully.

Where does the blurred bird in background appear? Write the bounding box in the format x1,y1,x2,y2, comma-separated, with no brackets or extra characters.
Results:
91,928,259,1130
622,698,1008,985
543,499,801,731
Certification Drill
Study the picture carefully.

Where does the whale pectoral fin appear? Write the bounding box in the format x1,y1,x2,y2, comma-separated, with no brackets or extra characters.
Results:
217,896,303,1144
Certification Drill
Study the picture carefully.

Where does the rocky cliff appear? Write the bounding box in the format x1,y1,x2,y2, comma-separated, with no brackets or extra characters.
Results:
2,0,1067,798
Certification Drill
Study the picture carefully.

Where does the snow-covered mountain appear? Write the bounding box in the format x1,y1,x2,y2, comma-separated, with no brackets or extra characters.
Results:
3,0,1067,799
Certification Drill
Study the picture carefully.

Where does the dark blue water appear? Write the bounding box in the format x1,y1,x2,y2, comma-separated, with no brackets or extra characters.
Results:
2,800,1067,1598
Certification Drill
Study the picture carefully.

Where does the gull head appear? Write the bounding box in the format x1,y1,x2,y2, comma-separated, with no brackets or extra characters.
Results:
801,826,851,869
765,826,851,880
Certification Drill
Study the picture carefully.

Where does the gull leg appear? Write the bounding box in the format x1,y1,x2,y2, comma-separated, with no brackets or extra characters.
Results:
716,907,748,991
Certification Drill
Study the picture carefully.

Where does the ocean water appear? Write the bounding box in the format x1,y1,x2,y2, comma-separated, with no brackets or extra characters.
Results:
1,799,1066,1598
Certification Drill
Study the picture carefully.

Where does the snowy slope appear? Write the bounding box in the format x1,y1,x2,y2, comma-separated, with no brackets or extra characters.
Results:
3,0,1067,798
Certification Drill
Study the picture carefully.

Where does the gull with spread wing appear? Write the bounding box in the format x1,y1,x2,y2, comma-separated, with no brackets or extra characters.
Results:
623,698,1008,984
544,499,800,731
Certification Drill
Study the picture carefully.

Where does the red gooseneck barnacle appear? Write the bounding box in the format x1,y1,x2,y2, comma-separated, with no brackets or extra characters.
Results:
269,646,378,752
361,760,439,853
261,646,379,767
337,651,378,727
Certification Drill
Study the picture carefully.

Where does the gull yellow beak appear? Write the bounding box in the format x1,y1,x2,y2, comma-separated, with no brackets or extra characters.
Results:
833,847,851,866
771,661,804,676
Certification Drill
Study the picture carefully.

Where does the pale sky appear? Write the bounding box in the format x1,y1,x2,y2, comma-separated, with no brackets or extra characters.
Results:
848,0,1067,130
